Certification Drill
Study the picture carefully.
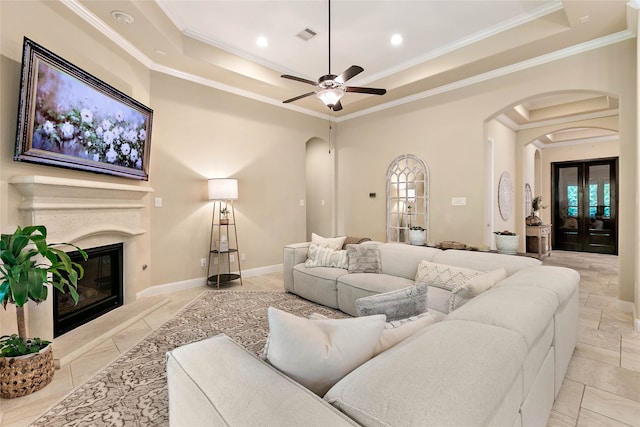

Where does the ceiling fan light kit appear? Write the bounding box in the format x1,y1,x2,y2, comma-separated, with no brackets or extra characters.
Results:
281,0,386,111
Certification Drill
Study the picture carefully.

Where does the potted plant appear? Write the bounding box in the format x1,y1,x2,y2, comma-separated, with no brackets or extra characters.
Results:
0,225,86,398
494,230,519,254
408,226,427,246
220,207,230,225
526,196,547,226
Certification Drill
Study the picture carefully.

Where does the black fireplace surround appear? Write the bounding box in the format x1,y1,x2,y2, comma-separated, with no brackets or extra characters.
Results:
54,243,124,337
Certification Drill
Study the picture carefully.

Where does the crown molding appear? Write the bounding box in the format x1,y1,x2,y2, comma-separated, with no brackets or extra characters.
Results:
62,0,634,124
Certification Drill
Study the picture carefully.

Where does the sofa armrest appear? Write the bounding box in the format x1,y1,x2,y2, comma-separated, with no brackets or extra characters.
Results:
167,334,357,427
283,242,311,292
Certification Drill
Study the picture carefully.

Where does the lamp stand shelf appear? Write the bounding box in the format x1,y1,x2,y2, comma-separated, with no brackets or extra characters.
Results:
206,199,242,289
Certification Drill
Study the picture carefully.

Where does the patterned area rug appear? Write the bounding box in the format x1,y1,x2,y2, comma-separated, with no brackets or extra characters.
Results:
33,290,346,426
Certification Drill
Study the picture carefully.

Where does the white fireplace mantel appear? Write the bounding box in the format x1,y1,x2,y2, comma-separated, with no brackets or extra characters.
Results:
9,175,154,341
10,175,153,209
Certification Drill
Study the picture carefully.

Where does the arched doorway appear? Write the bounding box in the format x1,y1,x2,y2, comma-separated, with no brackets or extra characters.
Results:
485,90,620,254
305,137,334,239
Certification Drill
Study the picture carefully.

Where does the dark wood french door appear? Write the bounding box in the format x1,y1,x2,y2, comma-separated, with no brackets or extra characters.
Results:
552,158,618,254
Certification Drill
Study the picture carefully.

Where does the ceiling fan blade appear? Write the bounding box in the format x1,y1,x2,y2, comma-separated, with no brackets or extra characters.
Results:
335,65,364,84
331,100,343,111
283,91,316,104
346,86,387,95
281,74,318,86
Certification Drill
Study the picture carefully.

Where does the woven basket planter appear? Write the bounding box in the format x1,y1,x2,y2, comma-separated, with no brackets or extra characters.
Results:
0,344,54,398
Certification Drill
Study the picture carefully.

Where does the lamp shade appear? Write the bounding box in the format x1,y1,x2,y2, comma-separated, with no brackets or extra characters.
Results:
208,178,238,200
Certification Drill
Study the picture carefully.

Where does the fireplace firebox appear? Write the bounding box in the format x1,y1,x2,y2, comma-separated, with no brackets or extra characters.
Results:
54,243,124,337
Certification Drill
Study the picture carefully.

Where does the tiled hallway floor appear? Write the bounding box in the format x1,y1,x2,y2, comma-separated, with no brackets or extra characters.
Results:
543,252,640,426
0,252,638,426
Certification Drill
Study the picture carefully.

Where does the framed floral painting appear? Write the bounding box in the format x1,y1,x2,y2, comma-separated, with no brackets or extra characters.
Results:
14,38,153,180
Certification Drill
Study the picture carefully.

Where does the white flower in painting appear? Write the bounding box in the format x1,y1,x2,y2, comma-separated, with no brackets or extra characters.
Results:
114,126,124,137
60,122,74,139
93,153,100,162
115,111,124,122
124,129,137,143
130,148,139,162
96,126,104,137
80,109,93,124
121,143,131,156
43,121,55,135
101,119,112,130
84,131,91,139
106,147,117,163
103,130,115,145
135,158,142,169
138,129,146,140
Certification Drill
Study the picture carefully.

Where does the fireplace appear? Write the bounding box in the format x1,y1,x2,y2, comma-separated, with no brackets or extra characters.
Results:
53,243,124,337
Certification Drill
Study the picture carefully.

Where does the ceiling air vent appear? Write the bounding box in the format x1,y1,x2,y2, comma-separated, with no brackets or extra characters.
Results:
296,28,317,41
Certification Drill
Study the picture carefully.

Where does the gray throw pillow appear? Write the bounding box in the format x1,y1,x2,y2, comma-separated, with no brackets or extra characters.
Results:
355,283,428,321
347,244,382,273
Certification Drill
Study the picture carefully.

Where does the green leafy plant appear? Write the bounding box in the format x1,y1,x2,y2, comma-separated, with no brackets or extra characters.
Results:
0,335,50,357
532,196,547,212
0,225,86,356
494,230,516,236
409,226,425,231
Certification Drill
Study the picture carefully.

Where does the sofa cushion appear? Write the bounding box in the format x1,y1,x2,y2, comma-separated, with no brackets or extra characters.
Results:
446,286,558,349
305,243,349,269
377,243,442,280
312,232,347,250
432,249,541,276
264,307,385,396
346,244,382,273
292,264,347,309
449,268,507,311
336,274,415,316
324,320,527,426
354,283,427,321
415,260,483,292
309,311,438,356
427,285,452,314
375,312,437,356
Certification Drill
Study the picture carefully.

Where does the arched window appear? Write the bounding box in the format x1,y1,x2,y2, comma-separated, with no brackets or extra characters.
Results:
386,154,428,242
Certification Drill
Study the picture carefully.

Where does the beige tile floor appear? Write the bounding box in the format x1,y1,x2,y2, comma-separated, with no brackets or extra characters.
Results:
1,252,638,426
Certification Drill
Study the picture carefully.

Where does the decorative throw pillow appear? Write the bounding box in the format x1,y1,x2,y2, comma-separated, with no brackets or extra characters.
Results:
346,244,382,273
264,307,385,396
414,260,483,292
355,283,427,321
311,233,347,250
309,311,437,356
449,268,507,311
304,243,349,269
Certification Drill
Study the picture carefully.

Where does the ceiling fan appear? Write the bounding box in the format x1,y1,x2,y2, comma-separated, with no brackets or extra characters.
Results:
281,0,386,111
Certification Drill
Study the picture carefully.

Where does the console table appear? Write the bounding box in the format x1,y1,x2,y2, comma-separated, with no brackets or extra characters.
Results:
526,224,552,259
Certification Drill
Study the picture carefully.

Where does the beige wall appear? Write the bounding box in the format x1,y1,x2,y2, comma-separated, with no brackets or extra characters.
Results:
1,0,153,334
148,72,326,285
336,40,637,305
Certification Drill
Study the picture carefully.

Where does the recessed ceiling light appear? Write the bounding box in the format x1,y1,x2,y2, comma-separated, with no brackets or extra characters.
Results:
579,15,590,24
155,49,167,56
390,34,403,46
256,36,268,47
111,10,134,24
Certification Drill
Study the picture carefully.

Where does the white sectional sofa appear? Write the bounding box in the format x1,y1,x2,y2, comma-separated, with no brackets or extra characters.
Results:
167,241,580,426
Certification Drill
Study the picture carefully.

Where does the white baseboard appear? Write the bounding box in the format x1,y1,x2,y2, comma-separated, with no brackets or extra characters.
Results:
136,263,283,298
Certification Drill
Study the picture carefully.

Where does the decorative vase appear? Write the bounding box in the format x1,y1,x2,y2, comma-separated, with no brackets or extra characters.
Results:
495,234,519,255
409,229,427,246
526,210,543,226
0,344,54,398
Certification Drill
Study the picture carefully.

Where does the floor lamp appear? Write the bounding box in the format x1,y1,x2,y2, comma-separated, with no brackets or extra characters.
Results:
207,178,242,288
